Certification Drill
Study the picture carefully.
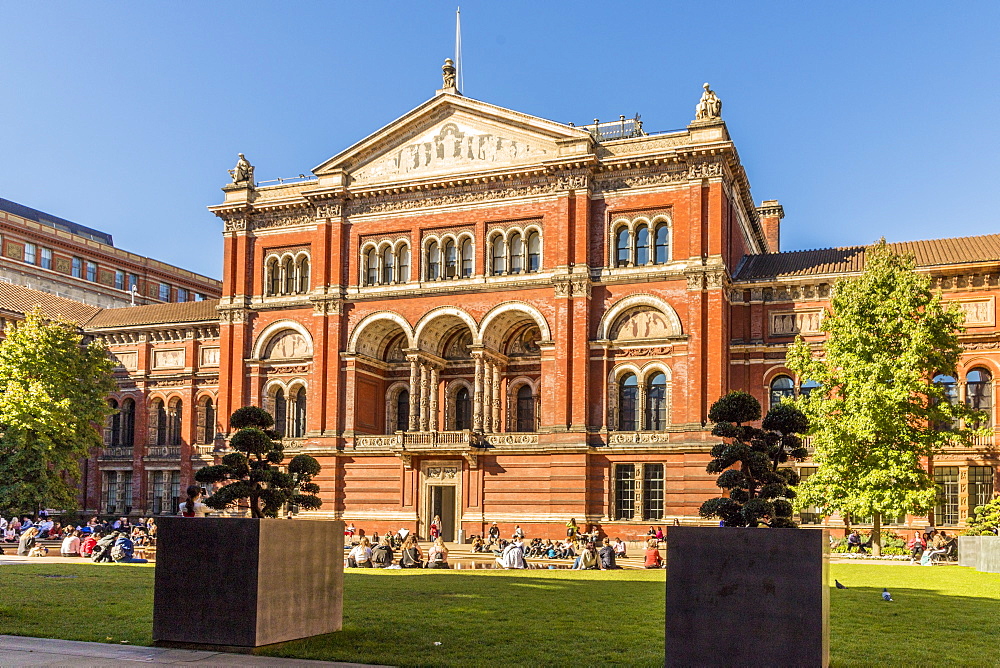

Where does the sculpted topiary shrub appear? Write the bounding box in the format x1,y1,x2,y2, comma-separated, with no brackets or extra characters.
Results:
699,391,809,528
195,406,322,518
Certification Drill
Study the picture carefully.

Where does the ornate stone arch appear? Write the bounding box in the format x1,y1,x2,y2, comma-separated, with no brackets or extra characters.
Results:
444,378,474,431
347,311,414,357
478,301,551,350
253,320,314,360
506,376,540,432
414,306,478,353
598,293,683,340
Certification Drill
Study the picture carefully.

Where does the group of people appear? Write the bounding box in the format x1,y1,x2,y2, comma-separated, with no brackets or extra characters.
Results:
907,529,956,565
347,532,451,569
0,512,155,563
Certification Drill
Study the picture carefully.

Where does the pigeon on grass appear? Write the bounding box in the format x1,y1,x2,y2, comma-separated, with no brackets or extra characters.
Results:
882,588,893,602
835,580,847,589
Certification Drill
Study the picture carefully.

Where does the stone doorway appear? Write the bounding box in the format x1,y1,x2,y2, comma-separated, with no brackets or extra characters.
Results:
420,460,461,542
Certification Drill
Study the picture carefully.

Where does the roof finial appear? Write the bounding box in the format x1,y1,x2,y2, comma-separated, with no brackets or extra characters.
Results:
439,58,460,96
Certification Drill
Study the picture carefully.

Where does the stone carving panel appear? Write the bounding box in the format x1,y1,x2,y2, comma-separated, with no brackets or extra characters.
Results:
508,326,541,357
153,349,185,369
953,298,995,327
769,310,823,337
264,331,311,360
113,351,138,370
200,347,220,367
612,308,676,340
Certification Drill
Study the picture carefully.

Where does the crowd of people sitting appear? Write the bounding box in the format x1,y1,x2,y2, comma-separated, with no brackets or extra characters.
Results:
906,529,956,565
0,512,154,563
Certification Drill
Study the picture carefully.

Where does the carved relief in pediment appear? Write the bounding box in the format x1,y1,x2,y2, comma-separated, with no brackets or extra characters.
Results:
611,308,676,341
264,331,311,360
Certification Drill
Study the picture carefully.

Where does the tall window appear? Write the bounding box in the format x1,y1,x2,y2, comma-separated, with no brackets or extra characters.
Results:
619,374,638,431
24,243,36,265
444,239,457,278
86,261,97,282
516,385,535,432
967,368,993,427
202,398,216,444
654,224,669,264
159,283,170,301
398,246,411,282
614,464,635,520
456,387,472,430
366,248,378,286
509,233,524,273
382,247,395,284
934,467,959,525
428,241,441,280
298,258,310,293
797,468,823,524
970,466,995,514
72,257,83,278
176,287,188,302
108,400,121,446
292,389,307,437
39,248,52,269
115,270,126,290
460,239,473,277
153,400,167,446
527,232,540,272
274,388,287,438
934,374,959,430
643,464,665,521
615,228,630,267
646,373,667,430
121,398,135,447
491,236,505,274
283,258,295,294
635,225,650,266
396,390,410,432
168,400,182,446
769,375,795,409
268,258,281,295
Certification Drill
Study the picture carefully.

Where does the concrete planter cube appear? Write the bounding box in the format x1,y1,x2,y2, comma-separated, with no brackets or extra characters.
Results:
958,536,981,568
665,526,829,668
978,536,1000,573
153,517,343,649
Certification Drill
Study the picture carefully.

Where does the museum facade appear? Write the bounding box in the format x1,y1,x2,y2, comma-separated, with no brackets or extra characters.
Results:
78,73,1000,540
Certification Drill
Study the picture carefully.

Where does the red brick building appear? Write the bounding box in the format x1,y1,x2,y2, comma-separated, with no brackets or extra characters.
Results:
77,78,998,540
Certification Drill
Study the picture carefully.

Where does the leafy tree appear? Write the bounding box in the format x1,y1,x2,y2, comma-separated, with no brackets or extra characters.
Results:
0,308,115,514
965,496,1000,536
699,391,810,528
787,240,981,555
196,406,322,518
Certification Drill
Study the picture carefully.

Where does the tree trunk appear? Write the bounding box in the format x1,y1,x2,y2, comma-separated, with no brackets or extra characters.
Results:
872,511,882,557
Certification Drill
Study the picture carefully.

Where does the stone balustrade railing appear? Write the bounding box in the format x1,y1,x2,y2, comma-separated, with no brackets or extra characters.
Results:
99,446,134,460
145,446,181,459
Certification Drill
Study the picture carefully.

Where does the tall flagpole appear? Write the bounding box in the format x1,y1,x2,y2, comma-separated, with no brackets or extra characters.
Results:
455,7,463,94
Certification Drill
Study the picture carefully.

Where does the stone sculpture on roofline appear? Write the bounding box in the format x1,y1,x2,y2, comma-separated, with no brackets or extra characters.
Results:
694,82,723,122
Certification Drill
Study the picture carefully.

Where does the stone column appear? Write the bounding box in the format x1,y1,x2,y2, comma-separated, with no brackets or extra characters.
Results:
473,354,484,431
419,363,430,432
408,356,419,432
482,361,493,433
429,366,439,431
491,365,502,433
637,385,648,431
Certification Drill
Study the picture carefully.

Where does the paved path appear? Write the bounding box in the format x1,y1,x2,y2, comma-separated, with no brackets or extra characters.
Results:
0,635,380,667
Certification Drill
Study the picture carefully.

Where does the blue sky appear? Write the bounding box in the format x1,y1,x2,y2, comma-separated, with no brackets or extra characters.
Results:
1,2,998,279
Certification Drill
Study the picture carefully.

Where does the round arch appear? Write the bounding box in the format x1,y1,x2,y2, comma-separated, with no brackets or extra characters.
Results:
478,301,552,350
346,311,414,354
598,293,683,340
414,306,479,353
252,319,315,360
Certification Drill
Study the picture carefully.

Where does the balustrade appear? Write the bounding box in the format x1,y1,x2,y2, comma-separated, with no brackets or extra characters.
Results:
145,445,181,459
99,446,134,460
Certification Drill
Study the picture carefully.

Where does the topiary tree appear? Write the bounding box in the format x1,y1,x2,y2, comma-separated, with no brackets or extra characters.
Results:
195,406,322,518
699,391,810,528
965,496,1000,536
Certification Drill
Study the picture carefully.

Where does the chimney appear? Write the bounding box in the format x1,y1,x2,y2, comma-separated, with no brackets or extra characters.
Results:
756,200,784,253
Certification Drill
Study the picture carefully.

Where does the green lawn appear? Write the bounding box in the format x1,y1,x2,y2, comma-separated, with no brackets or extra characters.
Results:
1,563,998,666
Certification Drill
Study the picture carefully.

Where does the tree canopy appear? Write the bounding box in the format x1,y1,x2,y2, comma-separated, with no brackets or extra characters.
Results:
195,406,322,518
787,240,981,552
699,391,810,528
0,309,116,514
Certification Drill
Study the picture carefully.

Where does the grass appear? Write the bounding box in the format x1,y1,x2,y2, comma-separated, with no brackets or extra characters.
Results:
1,562,999,666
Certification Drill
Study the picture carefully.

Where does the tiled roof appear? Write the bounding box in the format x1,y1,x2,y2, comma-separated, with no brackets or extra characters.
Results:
735,233,1000,281
0,282,102,323
84,299,220,329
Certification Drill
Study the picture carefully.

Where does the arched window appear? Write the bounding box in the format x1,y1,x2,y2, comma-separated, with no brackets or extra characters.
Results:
267,258,281,296
456,387,472,430
382,246,395,284
153,400,167,446
108,400,121,446
654,224,669,264
461,238,474,277
799,380,821,398
934,374,959,431
396,390,410,432
297,258,310,293
121,398,135,447
967,368,993,427
168,400,182,446
615,228,630,267
398,245,411,283
365,248,378,286
283,257,295,294
202,398,216,445
619,374,638,431
527,232,540,272
292,389,307,437
491,235,506,275
635,225,650,266
769,375,795,409
427,241,441,280
509,233,524,273
274,388,287,438
516,385,535,432
646,373,667,430
444,239,457,278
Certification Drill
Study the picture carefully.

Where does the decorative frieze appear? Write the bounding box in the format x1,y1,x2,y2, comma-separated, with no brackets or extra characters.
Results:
770,310,823,336
315,203,342,218
952,297,995,327
607,432,673,445
152,349,185,369
346,178,561,216
483,433,538,446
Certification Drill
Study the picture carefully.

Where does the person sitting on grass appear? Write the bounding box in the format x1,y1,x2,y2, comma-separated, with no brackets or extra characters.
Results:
573,542,600,570
644,539,663,569
17,527,39,556
347,537,373,568
599,538,621,570
61,530,81,557
426,536,450,569
400,535,423,568
613,537,628,559
497,537,526,569
371,535,394,568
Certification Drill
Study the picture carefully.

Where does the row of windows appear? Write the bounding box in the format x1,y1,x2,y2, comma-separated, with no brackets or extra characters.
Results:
614,222,670,268
613,463,665,521
934,369,994,427
265,255,311,296
390,385,537,433
617,372,668,431
364,244,412,286
106,397,216,448
101,470,183,515
935,466,995,525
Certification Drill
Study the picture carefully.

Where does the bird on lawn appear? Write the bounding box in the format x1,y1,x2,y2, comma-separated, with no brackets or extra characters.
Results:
835,580,847,589
882,588,893,602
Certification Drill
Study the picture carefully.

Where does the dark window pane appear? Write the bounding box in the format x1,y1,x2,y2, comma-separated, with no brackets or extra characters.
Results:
614,464,635,520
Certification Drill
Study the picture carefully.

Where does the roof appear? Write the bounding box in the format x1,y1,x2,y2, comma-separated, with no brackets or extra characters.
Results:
0,281,102,323
0,197,113,245
84,299,220,329
734,233,1000,281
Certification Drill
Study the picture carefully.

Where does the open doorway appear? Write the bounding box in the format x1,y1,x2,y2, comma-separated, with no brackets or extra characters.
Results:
430,485,456,541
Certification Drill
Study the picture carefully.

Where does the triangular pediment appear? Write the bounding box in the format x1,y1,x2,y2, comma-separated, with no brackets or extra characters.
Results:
313,94,593,187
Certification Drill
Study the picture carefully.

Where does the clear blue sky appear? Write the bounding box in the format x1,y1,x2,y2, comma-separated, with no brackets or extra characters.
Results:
1,2,998,279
